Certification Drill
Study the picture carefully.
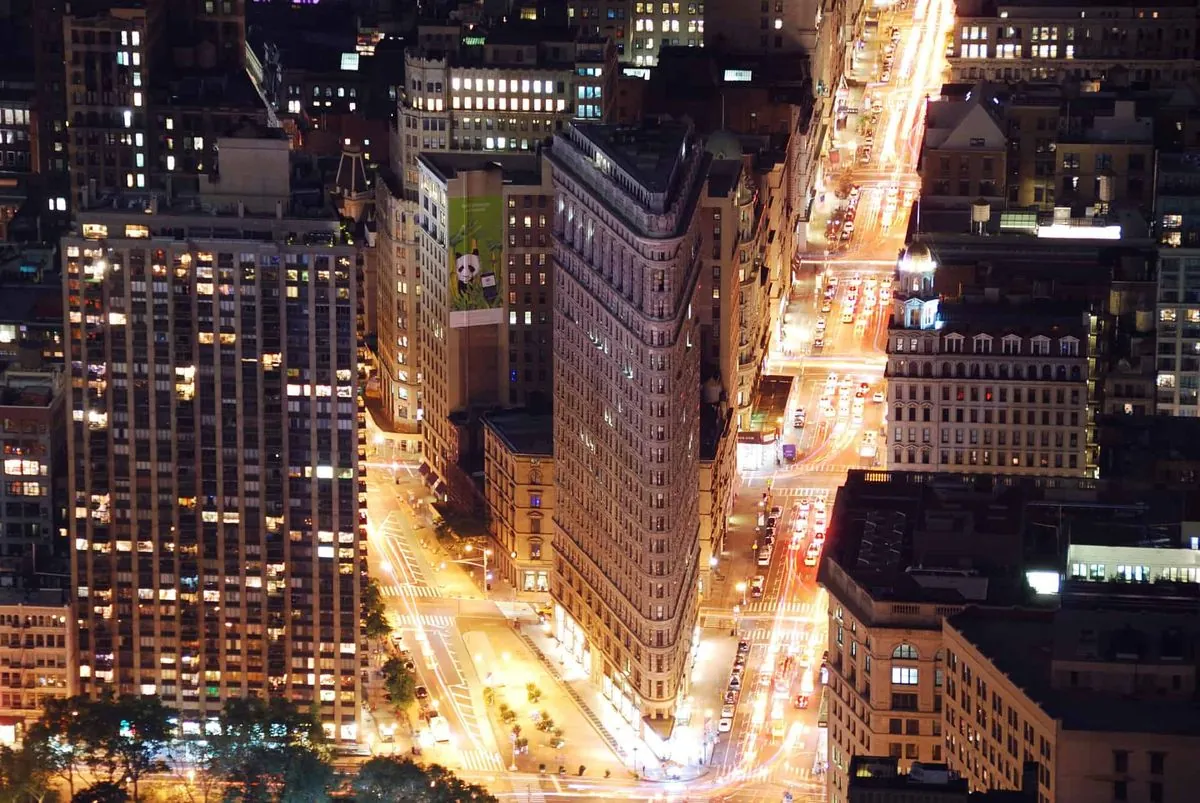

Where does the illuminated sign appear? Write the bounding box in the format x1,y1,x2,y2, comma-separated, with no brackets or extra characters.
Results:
462,36,487,46
622,67,651,80
723,69,753,82
340,53,360,71
1036,224,1122,240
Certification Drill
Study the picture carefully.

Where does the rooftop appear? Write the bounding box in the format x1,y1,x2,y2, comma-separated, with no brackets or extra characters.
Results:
418,153,544,187
956,0,1197,15
935,299,1091,339
0,588,70,609
949,602,1200,736
482,409,553,457
573,122,692,196
0,367,60,409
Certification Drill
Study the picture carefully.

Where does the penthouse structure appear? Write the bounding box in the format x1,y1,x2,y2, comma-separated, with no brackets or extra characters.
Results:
547,121,706,723
63,132,366,741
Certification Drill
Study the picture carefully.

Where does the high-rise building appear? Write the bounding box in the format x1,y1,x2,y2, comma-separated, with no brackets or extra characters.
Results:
413,153,554,499
375,18,613,442
566,0,704,67
64,131,366,741
63,0,261,212
547,121,706,721
702,0,820,55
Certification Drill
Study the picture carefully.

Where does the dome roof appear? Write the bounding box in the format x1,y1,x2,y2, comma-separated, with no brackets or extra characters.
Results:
705,130,742,160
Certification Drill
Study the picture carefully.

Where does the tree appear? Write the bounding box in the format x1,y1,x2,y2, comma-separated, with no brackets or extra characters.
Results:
0,741,57,803
352,757,497,803
26,696,94,798
380,657,416,707
70,784,127,803
363,579,391,641
96,695,173,802
202,696,333,803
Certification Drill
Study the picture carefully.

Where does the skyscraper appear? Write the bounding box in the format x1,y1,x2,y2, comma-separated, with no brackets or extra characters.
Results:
64,131,365,740
547,121,706,721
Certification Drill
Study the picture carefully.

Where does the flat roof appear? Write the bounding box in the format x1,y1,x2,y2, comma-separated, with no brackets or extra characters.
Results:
418,153,544,186
573,122,691,195
949,603,1200,736
482,409,553,457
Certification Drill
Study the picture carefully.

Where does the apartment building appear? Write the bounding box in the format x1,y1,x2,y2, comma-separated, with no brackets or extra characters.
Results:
0,590,73,738
944,600,1200,802
887,246,1096,477
413,153,554,496
1156,151,1200,249
702,0,819,55
482,409,554,600
63,132,366,741
395,21,615,194
818,470,1200,803
1155,253,1200,415
923,83,1154,212
0,367,66,588
567,0,705,66
948,0,1199,84
547,121,706,724
847,756,1037,802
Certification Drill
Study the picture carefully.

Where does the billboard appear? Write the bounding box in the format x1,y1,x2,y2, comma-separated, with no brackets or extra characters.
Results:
447,195,504,327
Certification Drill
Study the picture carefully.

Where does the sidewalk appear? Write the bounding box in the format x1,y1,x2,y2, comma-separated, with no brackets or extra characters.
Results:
511,612,711,784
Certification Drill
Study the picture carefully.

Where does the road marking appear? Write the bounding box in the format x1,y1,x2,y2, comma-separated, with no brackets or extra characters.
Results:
393,614,455,630
378,583,444,599
455,748,504,772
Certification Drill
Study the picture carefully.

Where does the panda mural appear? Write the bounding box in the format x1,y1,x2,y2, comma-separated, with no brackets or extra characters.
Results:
455,248,481,296
447,195,504,325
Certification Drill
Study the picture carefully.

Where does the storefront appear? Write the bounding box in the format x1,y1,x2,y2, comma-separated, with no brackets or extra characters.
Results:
601,671,639,726
554,604,591,676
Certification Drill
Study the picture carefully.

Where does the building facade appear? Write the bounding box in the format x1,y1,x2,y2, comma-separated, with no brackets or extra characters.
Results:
64,136,366,741
948,0,1199,84
944,604,1200,803
1154,252,1200,415
547,121,705,722
0,590,73,738
0,367,66,587
567,0,704,66
482,410,554,600
886,246,1096,477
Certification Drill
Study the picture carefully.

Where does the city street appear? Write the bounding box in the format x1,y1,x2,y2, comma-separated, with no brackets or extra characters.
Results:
358,0,949,799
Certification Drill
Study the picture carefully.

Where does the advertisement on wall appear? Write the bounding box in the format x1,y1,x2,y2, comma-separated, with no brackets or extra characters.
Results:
448,194,504,328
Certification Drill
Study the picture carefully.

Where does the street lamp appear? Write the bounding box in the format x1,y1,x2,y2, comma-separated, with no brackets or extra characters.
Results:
457,544,494,595
735,581,747,606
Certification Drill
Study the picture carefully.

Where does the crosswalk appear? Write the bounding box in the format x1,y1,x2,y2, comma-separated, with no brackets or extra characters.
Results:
772,486,834,499
391,613,455,630
457,748,505,772
740,600,818,616
377,582,442,599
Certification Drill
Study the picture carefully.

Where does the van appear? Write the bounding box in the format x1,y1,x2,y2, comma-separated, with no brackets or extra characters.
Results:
757,545,773,566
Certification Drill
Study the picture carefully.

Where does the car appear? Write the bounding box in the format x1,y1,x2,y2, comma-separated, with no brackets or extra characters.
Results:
849,185,860,199
429,715,451,743
734,653,747,668
813,337,824,349
737,640,751,654
800,499,811,512
769,505,782,517
815,499,826,513
815,318,826,331
841,312,854,324
882,70,891,82
718,718,733,733
795,694,810,709
724,690,739,705
844,222,855,234
820,301,832,313
730,665,745,679
757,546,773,567
415,686,430,701
750,575,766,597
721,704,736,718
728,675,742,689
872,391,885,403
763,534,775,548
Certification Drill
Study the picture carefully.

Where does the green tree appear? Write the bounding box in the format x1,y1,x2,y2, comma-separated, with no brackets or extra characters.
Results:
0,740,57,803
70,783,127,803
380,657,416,707
95,695,173,802
202,697,332,803
352,757,497,803
26,696,95,798
363,579,391,641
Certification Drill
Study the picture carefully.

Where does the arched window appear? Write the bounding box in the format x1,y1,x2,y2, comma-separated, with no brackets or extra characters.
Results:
893,643,919,660
955,362,966,378
1056,365,1067,381
1012,364,1023,380
893,447,902,465
1041,365,1052,380
1070,366,1081,381
999,364,1009,379
922,362,933,378
941,362,952,377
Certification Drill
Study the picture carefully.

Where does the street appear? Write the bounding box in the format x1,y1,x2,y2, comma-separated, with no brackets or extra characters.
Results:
358,0,951,799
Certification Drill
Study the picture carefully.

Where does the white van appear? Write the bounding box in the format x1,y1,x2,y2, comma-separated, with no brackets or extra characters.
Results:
757,545,773,566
